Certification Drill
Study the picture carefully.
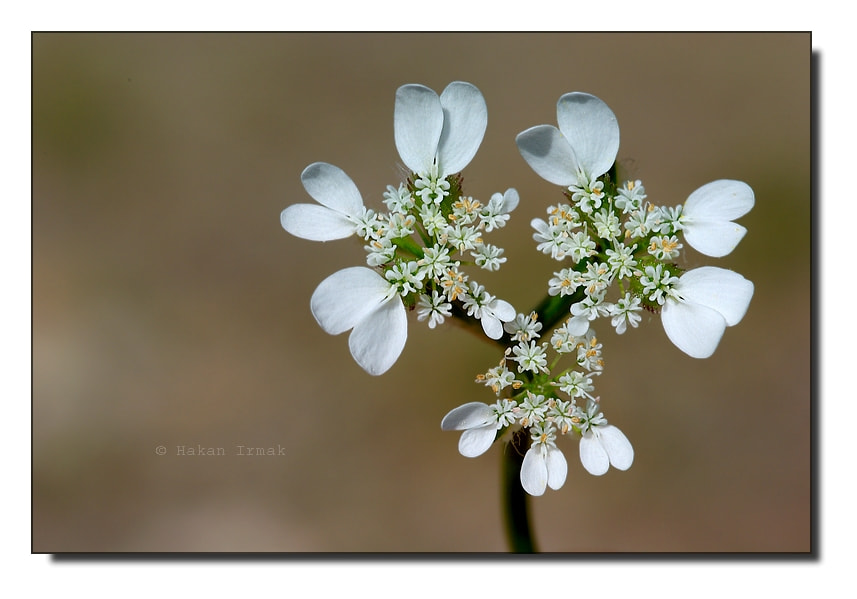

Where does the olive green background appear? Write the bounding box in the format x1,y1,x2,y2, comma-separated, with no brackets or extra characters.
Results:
33,33,811,552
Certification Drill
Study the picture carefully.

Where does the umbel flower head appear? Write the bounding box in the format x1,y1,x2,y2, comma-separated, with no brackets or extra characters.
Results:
280,81,517,375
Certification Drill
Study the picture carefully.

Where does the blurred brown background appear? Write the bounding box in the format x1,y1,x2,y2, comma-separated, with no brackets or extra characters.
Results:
32,33,810,552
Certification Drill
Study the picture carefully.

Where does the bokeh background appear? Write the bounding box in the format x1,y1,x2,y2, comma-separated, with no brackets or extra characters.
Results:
33,32,810,553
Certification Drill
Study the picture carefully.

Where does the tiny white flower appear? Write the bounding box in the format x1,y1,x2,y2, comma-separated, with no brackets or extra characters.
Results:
557,370,596,400
639,264,680,305
382,183,414,212
566,231,597,264
394,81,488,178
385,260,424,295
605,241,638,280
511,340,549,373
548,398,576,434
548,268,582,297
520,423,568,496
647,234,683,261
281,162,367,241
416,291,452,329
478,364,518,395
516,391,549,426
609,292,643,335
516,92,620,187
364,236,396,267
576,330,604,371
504,312,543,342
440,400,512,458
417,245,454,280
462,283,516,340
615,179,646,213
472,243,506,271
661,266,754,359
577,400,634,476
593,206,622,239
451,196,482,226
480,188,520,232
680,180,754,258
310,266,407,376
446,224,482,252
531,218,569,260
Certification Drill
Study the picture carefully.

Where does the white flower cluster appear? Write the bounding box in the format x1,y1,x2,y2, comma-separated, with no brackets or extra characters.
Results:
281,82,518,375
515,92,755,359
442,91,755,496
282,83,756,499
442,313,633,496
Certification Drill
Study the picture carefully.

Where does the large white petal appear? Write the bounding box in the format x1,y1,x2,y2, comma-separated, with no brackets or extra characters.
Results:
441,402,494,431
280,204,357,241
300,162,364,217
683,219,747,258
481,316,504,340
394,84,444,175
579,432,609,476
348,294,407,376
545,447,568,490
310,267,391,335
565,314,590,337
520,448,548,496
661,297,726,359
555,92,619,179
598,425,634,471
458,426,497,458
684,179,754,222
491,299,517,324
516,125,579,186
436,81,488,176
675,267,754,326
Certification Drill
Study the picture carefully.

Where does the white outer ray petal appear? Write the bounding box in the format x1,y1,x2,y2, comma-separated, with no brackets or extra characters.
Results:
310,267,392,335
492,299,517,322
300,162,364,217
436,81,488,176
545,447,568,490
280,204,357,241
555,92,620,179
684,179,754,222
458,426,497,458
579,432,610,476
566,314,590,337
516,125,580,186
675,267,754,326
683,220,747,258
348,294,407,376
501,188,520,213
394,84,444,175
441,402,494,431
597,425,634,471
661,297,727,359
520,447,548,496
481,316,504,340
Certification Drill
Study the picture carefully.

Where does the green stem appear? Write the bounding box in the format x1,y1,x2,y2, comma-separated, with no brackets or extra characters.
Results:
502,428,536,553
